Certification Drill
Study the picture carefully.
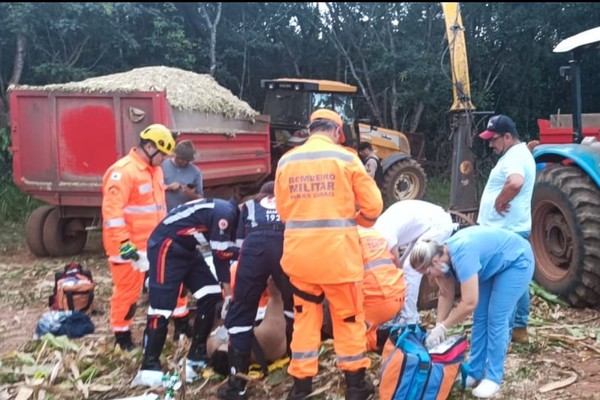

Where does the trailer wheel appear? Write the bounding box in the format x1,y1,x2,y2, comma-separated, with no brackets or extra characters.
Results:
531,164,600,307
24,205,56,257
382,159,427,203
42,208,88,257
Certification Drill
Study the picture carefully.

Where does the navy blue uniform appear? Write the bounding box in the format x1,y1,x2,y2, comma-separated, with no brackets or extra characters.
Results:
225,195,294,357
141,198,239,372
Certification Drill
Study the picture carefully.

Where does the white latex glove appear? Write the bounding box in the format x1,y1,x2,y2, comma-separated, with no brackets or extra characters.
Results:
221,295,232,320
132,250,149,272
425,323,447,349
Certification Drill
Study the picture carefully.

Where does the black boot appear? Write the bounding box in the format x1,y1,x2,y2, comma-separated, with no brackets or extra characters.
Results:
115,331,136,351
216,347,251,400
345,368,374,400
140,316,169,371
187,305,216,365
173,315,193,342
375,325,392,354
287,377,312,400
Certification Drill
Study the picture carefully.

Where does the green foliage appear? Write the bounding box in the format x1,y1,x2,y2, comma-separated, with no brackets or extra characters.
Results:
423,176,451,208
0,180,41,223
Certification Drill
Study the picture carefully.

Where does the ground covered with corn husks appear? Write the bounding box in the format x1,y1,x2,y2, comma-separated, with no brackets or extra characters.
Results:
1,222,599,400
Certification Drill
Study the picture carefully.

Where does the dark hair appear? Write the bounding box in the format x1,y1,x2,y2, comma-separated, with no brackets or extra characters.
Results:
358,142,373,151
255,180,275,202
308,119,339,133
210,349,230,376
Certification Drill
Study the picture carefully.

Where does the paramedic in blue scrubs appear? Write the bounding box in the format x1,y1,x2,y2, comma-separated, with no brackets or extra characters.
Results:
409,225,534,399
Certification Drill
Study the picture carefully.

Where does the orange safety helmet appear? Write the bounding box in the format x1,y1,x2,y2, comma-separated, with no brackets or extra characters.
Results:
139,124,176,156
309,109,345,142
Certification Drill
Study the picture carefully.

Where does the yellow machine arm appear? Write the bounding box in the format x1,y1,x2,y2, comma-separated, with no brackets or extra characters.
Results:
441,2,475,112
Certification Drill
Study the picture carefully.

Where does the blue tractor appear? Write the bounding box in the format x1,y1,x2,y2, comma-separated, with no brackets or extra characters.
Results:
531,26,600,307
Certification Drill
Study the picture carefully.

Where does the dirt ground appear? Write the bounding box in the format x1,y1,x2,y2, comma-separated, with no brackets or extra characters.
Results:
1,222,600,400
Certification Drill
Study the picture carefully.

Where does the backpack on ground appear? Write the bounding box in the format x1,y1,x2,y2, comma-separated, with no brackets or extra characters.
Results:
49,263,96,312
379,324,468,400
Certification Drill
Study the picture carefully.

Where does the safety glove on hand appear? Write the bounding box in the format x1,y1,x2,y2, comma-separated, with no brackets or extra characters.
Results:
119,241,140,261
425,323,447,349
220,295,232,320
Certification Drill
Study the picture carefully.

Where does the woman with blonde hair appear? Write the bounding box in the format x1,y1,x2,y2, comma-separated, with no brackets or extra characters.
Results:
409,225,534,399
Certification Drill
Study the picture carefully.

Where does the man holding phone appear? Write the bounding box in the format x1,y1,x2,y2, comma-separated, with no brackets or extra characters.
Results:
163,140,204,212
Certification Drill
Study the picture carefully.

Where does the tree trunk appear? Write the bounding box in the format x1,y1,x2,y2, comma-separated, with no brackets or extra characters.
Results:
9,34,26,86
200,3,222,77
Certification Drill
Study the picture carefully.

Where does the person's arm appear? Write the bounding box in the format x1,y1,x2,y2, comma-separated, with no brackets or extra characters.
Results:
352,155,383,227
435,276,456,323
494,173,524,216
102,167,133,247
364,158,377,179
439,274,478,329
182,184,202,200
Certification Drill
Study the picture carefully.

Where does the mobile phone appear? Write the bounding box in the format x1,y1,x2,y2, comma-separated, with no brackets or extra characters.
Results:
186,183,197,189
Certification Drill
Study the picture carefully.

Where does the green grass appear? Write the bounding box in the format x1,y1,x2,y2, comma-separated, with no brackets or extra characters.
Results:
423,176,451,208
0,178,42,222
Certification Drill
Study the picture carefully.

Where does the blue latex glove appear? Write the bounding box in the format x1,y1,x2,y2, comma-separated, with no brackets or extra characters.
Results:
119,241,140,261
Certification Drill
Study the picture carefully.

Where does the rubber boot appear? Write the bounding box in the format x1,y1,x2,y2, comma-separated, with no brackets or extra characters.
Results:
140,317,169,371
375,325,392,354
345,368,374,400
287,377,312,400
216,347,251,400
115,331,136,351
187,306,216,366
511,327,529,344
173,314,193,342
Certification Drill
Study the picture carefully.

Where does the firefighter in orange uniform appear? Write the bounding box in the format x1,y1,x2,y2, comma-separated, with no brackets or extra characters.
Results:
358,227,406,351
275,109,383,400
101,124,175,351
321,226,407,353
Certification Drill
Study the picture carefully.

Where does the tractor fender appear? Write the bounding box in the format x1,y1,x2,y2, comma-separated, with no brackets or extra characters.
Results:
381,153,412,173
533,143,600,189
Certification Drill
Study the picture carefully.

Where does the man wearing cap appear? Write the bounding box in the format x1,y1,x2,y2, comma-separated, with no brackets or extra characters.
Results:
162,140,204,212
477,114,536,344
275,108,383,400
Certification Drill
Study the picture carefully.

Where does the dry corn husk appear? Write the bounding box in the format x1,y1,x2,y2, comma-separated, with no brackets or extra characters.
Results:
12,66,258,119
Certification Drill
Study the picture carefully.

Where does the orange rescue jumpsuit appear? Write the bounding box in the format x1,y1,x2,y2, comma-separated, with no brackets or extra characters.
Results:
102,148,166,332
358,227,406,351
275,134,383,378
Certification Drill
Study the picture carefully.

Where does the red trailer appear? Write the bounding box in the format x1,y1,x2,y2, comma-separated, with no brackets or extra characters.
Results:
10,89,271,257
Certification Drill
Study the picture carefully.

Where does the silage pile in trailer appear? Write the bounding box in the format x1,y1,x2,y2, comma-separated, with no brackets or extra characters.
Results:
14,66,259,119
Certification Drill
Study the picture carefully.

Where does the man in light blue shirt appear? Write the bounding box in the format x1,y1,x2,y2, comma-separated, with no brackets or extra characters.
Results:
477,115,536,343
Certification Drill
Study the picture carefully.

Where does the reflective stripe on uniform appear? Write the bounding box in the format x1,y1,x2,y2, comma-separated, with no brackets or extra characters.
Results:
278,150,354,168
364,258,393,271
210,240,234,250
245,200,258,228
227,325,254,335
147,306,173,318
291,350,319,360
191,284,223,300
123,204,164,214
337,353,366,363
285,218,357,229
172,304,189,317
105,218,126,228
163,202,215,225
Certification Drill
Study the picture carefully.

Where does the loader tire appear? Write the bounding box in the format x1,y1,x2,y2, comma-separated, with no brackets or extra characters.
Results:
25,205,55,257
42,208,88,257
531,164,600,307
382,159,427,203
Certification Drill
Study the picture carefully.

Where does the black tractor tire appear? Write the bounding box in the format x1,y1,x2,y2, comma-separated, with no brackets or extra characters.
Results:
531,164,600,307
24,205,56,257
382,159,427,203
42,208,88,257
